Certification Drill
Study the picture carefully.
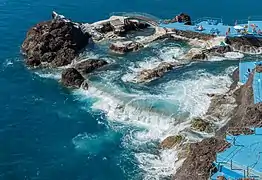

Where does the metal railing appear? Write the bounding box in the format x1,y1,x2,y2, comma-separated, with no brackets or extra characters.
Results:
248,16,262,21
109,12,162,23
191,17,223,25
233,19,249,25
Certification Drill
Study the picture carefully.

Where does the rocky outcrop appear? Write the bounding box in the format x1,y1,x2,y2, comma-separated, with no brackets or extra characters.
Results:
180,13,192,25
229,67,239,91
61,68,87,89
174,137,230,180
191,118,213,133
160,135,184,149
137,62,177,82
225,36,262,54
206,45,232,55
171,29,215,41
122,20,149,34
74,59,108,74
22,15,90,67
110,41,143,54
181,48,207,60
163,13,191,25
175,66,262,180
205,94,236,122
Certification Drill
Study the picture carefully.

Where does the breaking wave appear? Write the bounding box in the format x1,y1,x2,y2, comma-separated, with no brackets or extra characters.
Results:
34,41,236,179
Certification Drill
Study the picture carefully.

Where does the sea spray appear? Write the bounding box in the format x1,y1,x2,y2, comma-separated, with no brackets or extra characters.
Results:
33,41,236,179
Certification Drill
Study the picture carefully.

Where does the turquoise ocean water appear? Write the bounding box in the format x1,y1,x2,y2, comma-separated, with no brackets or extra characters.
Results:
0,0,261,180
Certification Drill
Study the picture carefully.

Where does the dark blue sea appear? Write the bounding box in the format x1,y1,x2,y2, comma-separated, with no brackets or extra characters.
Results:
0,0,261,180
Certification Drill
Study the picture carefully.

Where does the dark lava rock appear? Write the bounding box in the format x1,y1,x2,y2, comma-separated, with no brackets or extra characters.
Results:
160,135,184,149
191,118,213,133
174,137,230,180
95,22,113,34
180,13,192,25
164,13,192,25
22,18,90,67
175,64,262,180
110,41,143,54
191,52,207,60
229,67,239,90
227,127,254,136
182,48,207,60
171,29,215,40
206,45,232,55
138,62,176,82
123,19,149,32
61,68,87,89
232,67,239,82
225,36,262,53
74,59,108,74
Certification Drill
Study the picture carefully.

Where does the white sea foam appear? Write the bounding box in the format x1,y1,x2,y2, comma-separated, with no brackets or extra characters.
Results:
35,71,61,80
159,68,233,118
224,52,244,59
135,150,183,180
2,59,14,67
122,45,184,82
208,56,226,61
72,131,117,154
34,41,235,179
72,65,234,179
75,86,178,133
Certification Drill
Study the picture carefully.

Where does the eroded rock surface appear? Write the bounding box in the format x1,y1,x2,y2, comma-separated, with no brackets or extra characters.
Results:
160,135,184,149
206,45,232,55
174,138,230,180
74,59,108,74
110,41,143,54
137,62,177,82
225,36,262,54
61,68,87,89
22,17,90,67
171,29,215,41
181,48,207,60
175,66,262,180
191,118,213,133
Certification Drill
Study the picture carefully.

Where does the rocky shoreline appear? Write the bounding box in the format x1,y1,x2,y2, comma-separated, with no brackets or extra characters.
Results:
21,12,262,180
171,66,262,180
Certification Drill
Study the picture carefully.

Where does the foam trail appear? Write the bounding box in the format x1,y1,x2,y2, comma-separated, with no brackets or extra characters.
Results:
35,72,61,80
159,68,233,118
224,52,244,59
135,150,183,180
72,131,118,154
122,45,184,82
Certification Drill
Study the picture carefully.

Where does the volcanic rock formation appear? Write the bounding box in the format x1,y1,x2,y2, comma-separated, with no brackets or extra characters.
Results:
22,14,90,67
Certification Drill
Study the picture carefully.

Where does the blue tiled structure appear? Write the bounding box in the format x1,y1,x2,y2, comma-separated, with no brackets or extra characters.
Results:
160,21,231,36
160,18,262,37
253,71,262,104
212,128,262,179
239,61,257,84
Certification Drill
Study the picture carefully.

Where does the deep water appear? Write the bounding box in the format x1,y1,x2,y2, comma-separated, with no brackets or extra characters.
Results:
0,0,261,180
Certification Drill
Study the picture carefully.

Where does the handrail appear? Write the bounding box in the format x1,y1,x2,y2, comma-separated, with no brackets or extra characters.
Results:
248,16,262,21
233,19,249,25
192,17,223,25
109,12,162,22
